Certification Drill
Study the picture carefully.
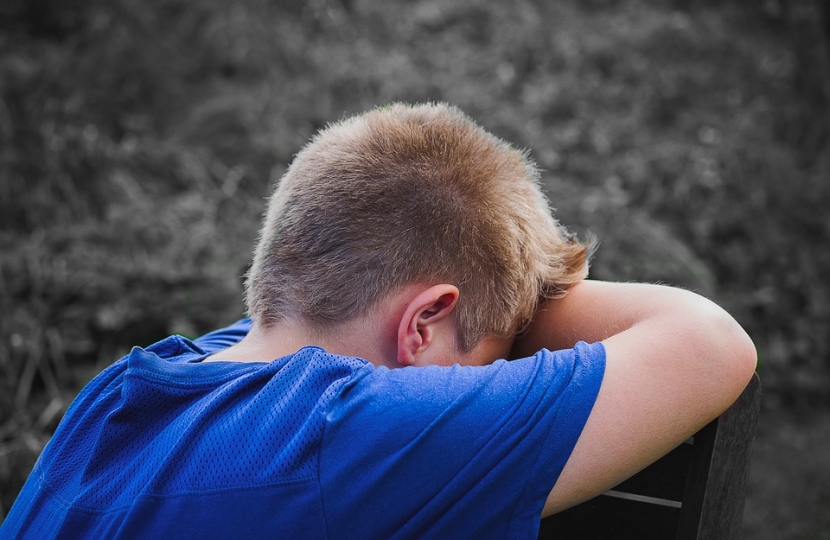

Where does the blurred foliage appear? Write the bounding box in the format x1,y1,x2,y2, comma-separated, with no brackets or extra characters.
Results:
1,0,829,525
744,408,830,539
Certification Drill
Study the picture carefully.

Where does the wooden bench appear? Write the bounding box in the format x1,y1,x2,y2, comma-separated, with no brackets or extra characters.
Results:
540,373,761,540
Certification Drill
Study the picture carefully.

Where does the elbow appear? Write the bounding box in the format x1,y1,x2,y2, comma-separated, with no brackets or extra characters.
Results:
731,319,758,392
668,291,758,411
705,308,758,405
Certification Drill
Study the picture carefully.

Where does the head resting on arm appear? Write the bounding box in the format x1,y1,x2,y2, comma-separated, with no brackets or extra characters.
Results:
245,103,591,364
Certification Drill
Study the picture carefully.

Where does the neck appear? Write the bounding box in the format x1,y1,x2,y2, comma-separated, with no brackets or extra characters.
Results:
206,284,428,368
206,315,400,368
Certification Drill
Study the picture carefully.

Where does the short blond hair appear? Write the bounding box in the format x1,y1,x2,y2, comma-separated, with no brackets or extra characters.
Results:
246,103,590,350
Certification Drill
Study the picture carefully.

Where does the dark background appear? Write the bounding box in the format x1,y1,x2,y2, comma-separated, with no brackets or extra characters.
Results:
1,0,829,537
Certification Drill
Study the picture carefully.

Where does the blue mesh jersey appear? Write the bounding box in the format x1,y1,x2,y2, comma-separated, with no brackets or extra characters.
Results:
1,319,605,540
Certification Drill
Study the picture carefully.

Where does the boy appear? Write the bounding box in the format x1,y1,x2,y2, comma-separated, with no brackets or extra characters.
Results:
1,103,757,539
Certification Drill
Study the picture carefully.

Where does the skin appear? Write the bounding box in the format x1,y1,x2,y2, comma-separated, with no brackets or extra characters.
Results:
206,283,514,368
512,280,757,516
207,279,757,519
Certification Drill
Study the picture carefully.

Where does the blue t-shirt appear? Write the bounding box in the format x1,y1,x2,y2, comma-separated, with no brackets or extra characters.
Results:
1,319,605,539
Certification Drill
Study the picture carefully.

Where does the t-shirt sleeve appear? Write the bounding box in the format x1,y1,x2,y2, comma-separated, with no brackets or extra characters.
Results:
191,318,252,353
318,341,606,540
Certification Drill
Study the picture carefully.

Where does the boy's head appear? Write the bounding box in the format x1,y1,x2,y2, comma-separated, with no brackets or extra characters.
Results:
246,103,589,352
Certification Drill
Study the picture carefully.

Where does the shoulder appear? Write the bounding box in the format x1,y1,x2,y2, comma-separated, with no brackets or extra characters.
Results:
323,342,605,452
316,343,605,538
351,341,604,405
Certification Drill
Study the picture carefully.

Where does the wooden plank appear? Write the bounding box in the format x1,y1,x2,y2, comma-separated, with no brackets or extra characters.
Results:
539,437,691,538
613,440,693,501
539,374,761,540
675,373,761,540
539,493,680,540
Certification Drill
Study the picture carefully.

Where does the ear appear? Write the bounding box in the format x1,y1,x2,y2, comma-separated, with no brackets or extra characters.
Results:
397,284,460,367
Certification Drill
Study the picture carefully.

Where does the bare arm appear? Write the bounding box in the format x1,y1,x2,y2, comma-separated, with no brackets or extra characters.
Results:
511,280,757,517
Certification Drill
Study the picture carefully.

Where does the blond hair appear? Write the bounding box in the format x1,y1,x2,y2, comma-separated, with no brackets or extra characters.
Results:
246,103,590,350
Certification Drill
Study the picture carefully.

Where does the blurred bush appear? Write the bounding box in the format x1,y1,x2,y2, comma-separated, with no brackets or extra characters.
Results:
1,0,829,518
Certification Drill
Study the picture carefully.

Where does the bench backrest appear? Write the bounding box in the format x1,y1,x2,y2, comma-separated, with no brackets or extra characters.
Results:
539,373,761,540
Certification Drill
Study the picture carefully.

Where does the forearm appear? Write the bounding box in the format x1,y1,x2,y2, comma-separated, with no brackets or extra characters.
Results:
514,279,757,449
512,280,754,365
512,280,647,356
